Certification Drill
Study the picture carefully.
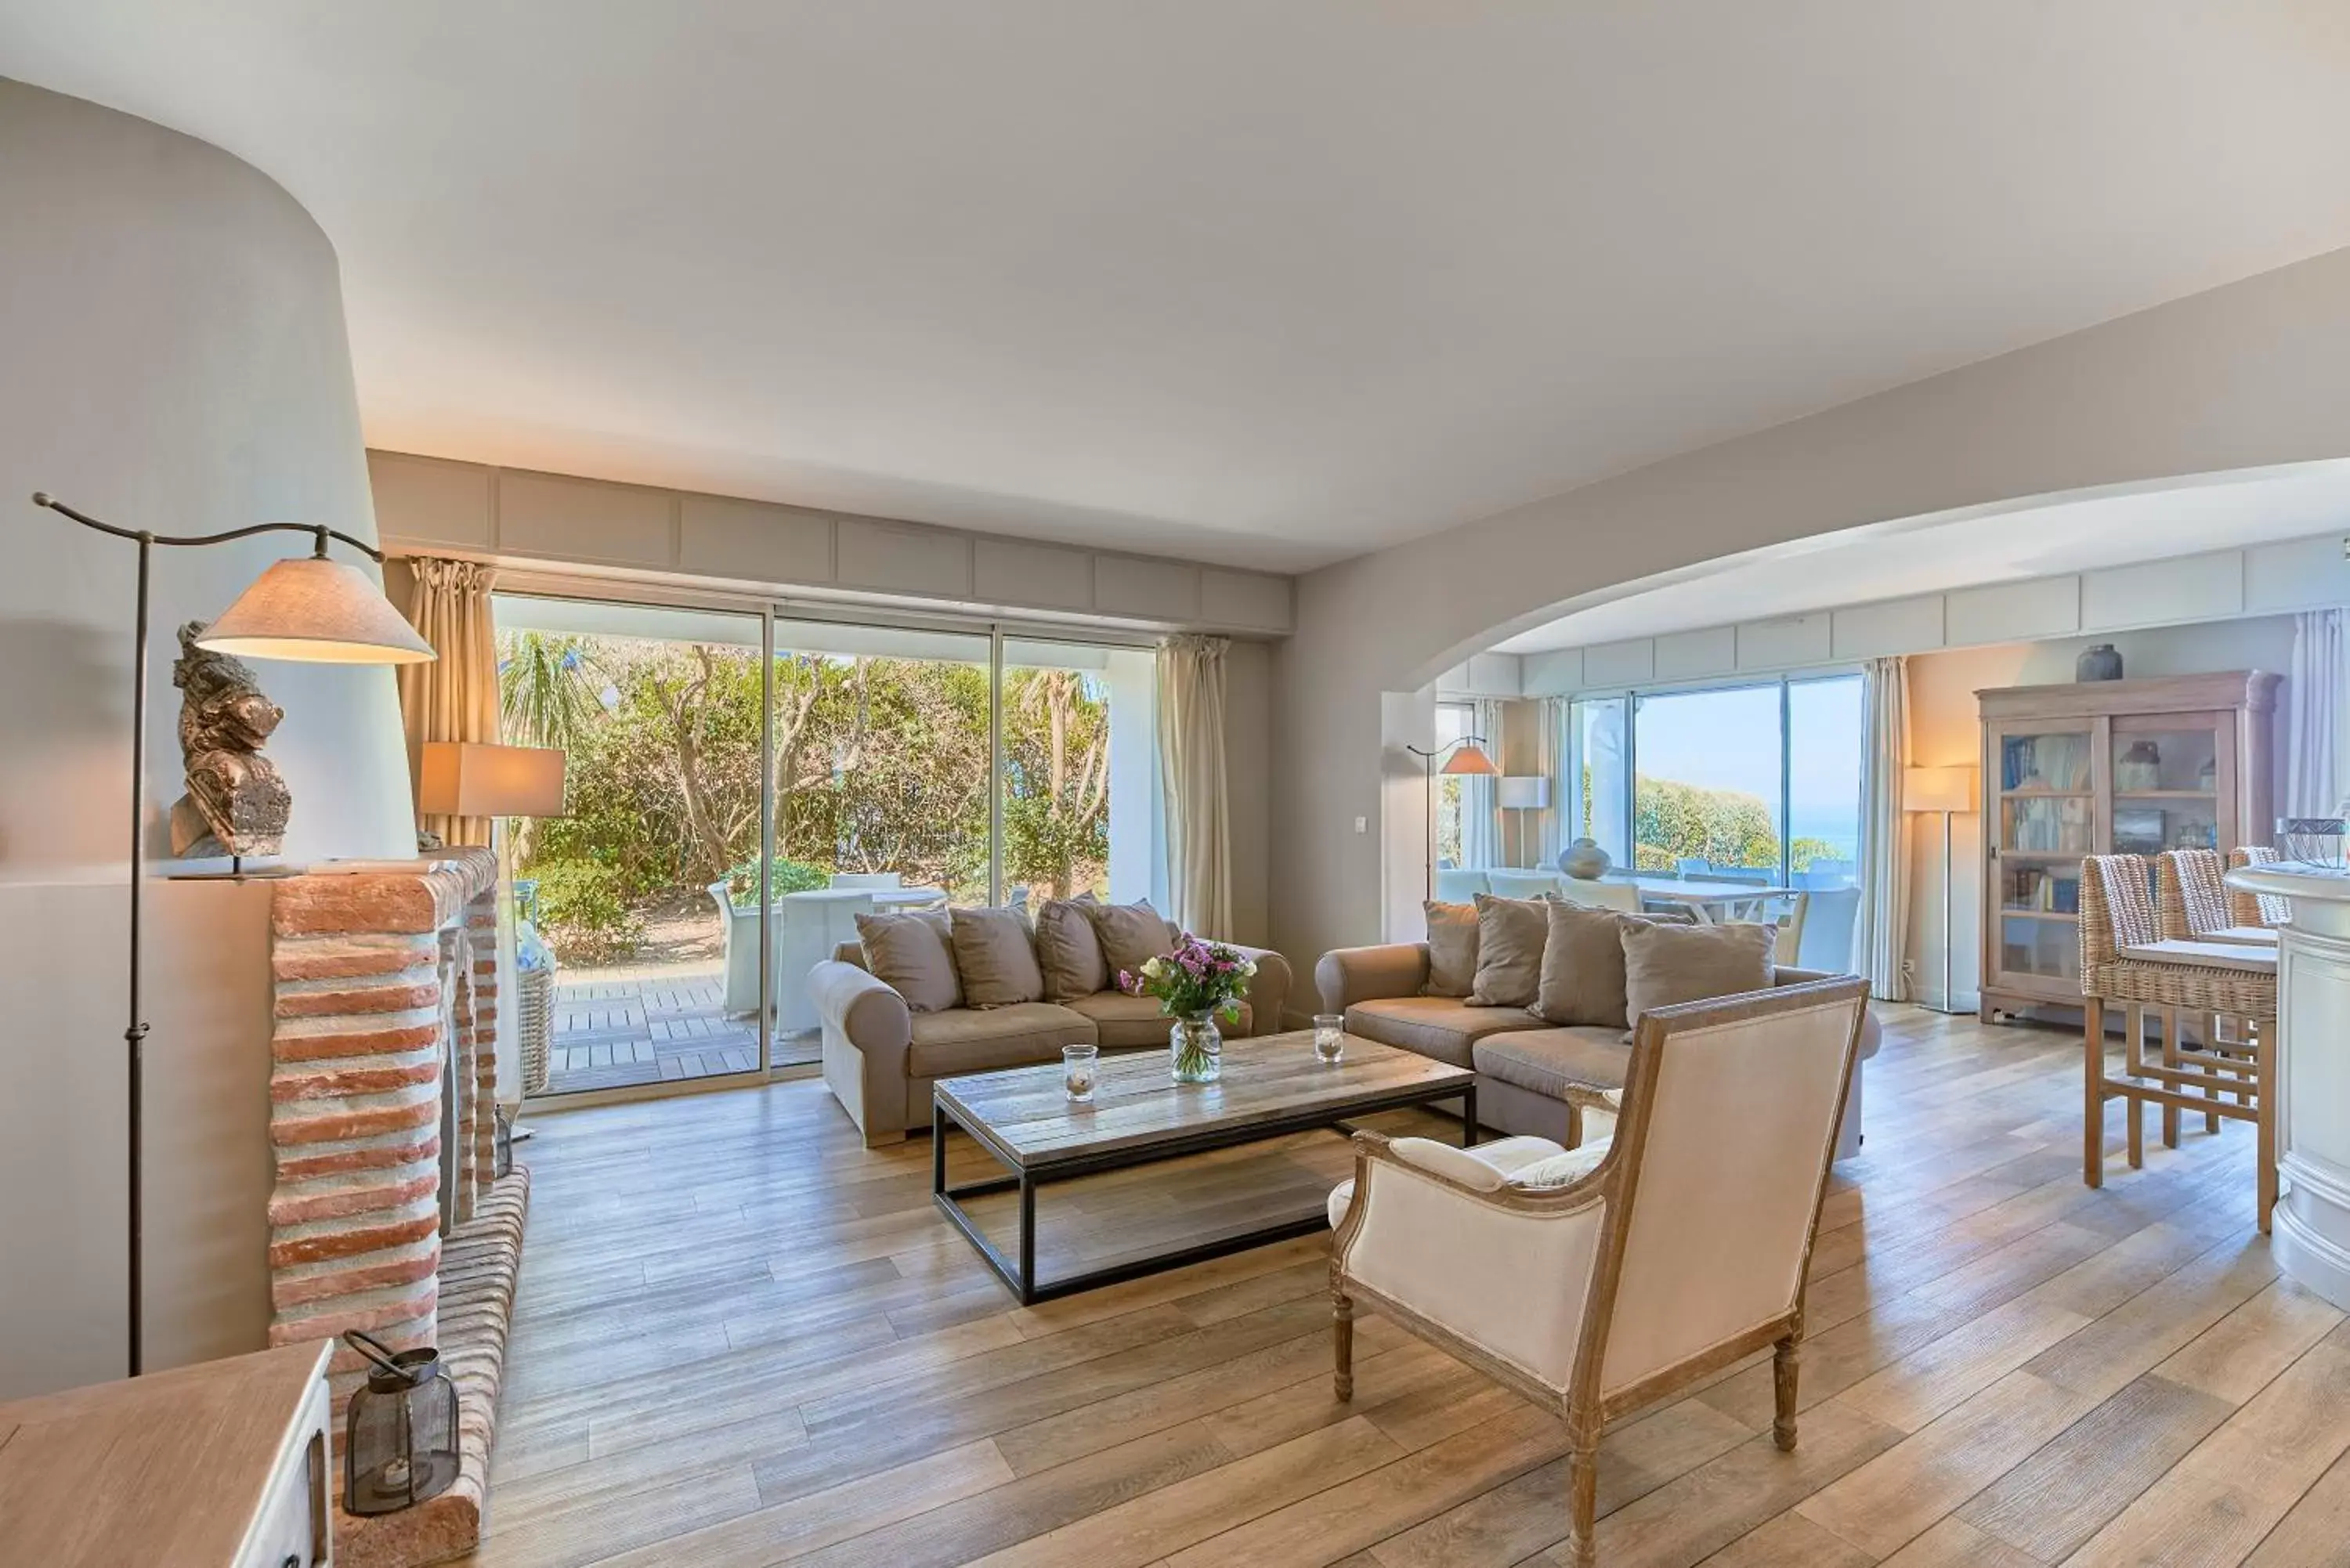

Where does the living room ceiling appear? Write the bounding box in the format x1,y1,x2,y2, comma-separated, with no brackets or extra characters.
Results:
1490,461,2350,653
7,4,2350,573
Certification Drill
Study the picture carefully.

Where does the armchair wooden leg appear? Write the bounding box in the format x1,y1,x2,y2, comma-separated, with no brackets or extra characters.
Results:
1564,1422,1600,1568
1773,1335,1800,1451
1332,1289,1354,1402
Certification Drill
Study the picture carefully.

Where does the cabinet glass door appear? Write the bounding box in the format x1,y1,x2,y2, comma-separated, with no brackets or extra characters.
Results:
1991,723,2093,987
2110,713,2227,855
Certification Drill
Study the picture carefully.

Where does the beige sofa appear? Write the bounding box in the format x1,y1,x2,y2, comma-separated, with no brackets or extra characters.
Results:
1317,941,1878,1158
811,938,1293,1145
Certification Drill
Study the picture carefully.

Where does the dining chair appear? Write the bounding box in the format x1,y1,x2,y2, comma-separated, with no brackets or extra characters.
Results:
2079,854,2276,1230
827,872,905,891
1754,891,1810,966
1553,880,1642,913
1328,977,1869,1568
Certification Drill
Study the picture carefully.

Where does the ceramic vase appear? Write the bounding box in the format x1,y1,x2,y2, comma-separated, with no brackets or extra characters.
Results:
1558,837,1612,880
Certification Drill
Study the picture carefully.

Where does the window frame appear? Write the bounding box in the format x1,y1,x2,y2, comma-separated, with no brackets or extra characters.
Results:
1569,667,1866,887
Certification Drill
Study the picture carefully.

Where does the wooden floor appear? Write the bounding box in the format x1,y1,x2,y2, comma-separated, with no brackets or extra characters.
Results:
473,1007,2350,1568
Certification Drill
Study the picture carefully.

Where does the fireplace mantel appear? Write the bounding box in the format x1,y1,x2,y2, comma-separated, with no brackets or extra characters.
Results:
264,847,527,1566
265,849,501,1358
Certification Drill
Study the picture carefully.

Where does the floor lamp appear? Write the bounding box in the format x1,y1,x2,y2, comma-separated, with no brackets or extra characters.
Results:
418,742,569,1142
31,492,436,1377
1405,736,1495,898
1499,775,1550,868
1904,765,1979,1015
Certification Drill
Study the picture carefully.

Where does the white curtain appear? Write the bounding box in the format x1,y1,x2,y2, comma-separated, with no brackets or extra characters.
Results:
1459,697,1503,868
1853,656,1911,1001
1157,634,1232,938
2287,609,2347,817
1533,698,1565,869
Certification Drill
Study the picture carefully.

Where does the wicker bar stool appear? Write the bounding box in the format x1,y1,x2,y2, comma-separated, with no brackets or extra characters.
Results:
2079,854,2277,1232
2156,848,2255,1135
2155,847,2232,939
2227,844,2291,928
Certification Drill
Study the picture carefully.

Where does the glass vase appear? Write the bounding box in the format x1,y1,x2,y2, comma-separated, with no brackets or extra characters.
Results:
1170,1012,1222,1083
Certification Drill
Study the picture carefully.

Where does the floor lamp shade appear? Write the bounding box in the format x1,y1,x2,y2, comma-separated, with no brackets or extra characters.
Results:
1903,765,1978,815
1498,775,1549,811
197,556,437,664
419,742,568,818
1441,743,1498,776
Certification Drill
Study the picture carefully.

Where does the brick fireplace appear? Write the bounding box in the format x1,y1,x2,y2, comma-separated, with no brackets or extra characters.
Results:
264,849,528,1567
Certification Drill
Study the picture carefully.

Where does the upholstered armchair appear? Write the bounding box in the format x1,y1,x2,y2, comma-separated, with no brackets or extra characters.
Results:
1327,976,1869,1568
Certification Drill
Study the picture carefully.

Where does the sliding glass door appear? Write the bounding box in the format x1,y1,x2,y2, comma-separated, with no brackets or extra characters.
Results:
493,585,1162,1097
765,618,993,1066
1632,684,1786,876
494,594,772,1097
1567,671,1867,968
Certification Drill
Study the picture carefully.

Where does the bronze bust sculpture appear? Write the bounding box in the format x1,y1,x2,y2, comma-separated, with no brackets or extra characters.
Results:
169,620,292,858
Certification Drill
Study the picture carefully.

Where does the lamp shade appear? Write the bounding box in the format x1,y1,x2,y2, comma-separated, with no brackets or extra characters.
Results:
419,742,567,818
1441,742,1498,776
1903,765,1978,814
196,556,436,664
1498,775,1550,810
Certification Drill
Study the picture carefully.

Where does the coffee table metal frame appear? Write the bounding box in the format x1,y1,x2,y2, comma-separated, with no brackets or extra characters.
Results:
931,1062,1477,1306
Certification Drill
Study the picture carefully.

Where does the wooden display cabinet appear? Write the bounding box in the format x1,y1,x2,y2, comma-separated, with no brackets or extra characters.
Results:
1976,670,2278,1021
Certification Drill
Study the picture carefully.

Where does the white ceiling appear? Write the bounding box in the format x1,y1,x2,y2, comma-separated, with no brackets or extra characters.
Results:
8,4,2350,573
1491,461,2350,653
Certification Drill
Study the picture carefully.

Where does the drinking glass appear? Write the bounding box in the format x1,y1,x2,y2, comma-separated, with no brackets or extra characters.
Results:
1062,1043,1099,1102
1313,1013,1346,1066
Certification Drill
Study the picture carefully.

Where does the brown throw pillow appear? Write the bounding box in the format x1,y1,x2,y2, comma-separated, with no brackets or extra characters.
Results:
1421,901,1479,998
1620,920,1775,1037
855,909,963,1013
1086,898,1173,988
1466,894,1547,1008
950,905,1046,1008
1535,901,1643,1029
1033,894,1105,1000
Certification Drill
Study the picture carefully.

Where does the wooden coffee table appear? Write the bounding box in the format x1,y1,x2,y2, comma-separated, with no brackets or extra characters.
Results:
931,1031,1476,1304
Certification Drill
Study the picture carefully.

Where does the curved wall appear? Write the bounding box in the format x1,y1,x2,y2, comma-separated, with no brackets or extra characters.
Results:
1273,243,2350,971
0,78,413,1395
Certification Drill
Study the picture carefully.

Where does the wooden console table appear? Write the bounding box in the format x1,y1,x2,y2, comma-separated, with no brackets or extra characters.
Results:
0,1341,333,1566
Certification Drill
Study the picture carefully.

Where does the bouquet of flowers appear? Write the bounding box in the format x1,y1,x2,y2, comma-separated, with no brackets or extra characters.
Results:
1121,934,1258,1024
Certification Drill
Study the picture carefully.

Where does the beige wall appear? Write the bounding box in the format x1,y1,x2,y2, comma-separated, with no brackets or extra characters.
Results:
0,81,414,1397
1273,243,2350,971
1903,617,2296,1011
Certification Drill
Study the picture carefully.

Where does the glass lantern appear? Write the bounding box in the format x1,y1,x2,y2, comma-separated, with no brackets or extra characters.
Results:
343,1331,461,1515
2279,818,2348,873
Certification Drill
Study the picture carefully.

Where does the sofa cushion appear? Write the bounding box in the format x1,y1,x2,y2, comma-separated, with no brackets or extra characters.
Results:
1343,996,1543,1068
906,1003,1097,1079
1421,900,1479,999
950,905,1046,1008
1467,894,1547,1008
1064,990,1253,1049
1621,919,1775,1036
1535,902,1642,1030
1087,898,1176,985
1034,894,1107,1001
855,909,962,1013
1473,1026,1633,1100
